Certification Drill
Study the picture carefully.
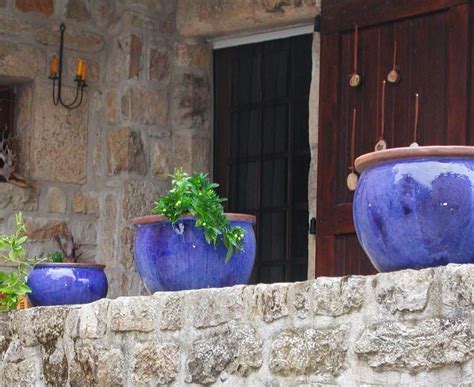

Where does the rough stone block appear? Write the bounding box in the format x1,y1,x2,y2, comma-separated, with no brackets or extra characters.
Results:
46,187,67,214
375,268,433,314
119,226,135,270
150,139,170,178
109,297,157,332
97,348,124,386
97,194,117,266
65,299,109,339
66,0,91,21
176,0,318,37
174,42,210,69
187,322,262,384
72,192,99,216
16,0,54,15
149,47,169,81
172,136,210,174
124,87,168,125
132,341,179,385
107,34,142,81
0,184,38,211
355,317,473,373
122,179,159,220
0,41,44,80
106,127,146,175
192,287,244,328
105,89,118,124
441,264,474,308
312,276,365,316
171,72,210,132
29,85,87,184
159,294,183,331
269,327,347,376
36,25,104,53
0,15,31,35
25,217,67,242
251,284,289,322
70,220,97,245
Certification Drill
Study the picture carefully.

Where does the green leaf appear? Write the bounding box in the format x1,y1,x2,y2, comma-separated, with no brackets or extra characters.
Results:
152,168,247,261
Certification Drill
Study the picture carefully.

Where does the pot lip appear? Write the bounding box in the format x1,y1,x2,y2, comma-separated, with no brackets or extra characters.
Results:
32,262,106,269
355,145,474,173
133,213,257,225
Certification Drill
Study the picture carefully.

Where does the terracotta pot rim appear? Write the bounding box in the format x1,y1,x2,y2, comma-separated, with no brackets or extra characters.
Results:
33,262,106,269
355,146,474,173
133,213,257,225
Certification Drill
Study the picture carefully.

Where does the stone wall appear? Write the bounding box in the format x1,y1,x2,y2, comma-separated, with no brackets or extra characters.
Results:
0,264,472,385
0,0,213,298
0,0,321,297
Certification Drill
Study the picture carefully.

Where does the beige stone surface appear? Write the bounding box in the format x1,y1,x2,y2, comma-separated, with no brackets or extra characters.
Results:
173,135,210,174
106,127,146,175
72,192,99,216
25,217,67,241
124,87,168,125
107,34,142,82
148,46,169,81
0,265,473,385
46,186,67,214
122,179,159,220
16,0,54,15
29,85,88,184
0,183,38,211
174,42,210,69
36,25,104,53
177,0,319,37
150,139,170,178
0,41,44,81
97,194,117,266
65,0,91,22
0,15,32,35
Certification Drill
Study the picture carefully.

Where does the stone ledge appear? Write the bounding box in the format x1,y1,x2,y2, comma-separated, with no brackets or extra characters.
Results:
0,264,472,385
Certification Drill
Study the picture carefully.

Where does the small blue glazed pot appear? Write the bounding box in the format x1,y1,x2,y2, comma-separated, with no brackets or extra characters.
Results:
353,146,474,272
133,214,256,292
27,263,108,306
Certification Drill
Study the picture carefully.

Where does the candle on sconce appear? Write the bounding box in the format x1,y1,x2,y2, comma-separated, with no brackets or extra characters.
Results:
50,55,58,77
81,61,87,81
76,59,85,79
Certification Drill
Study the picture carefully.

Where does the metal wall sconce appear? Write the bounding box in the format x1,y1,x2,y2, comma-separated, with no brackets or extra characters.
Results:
49,23,87,109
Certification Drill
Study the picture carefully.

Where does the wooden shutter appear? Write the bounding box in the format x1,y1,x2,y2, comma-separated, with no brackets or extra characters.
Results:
316,0,472,276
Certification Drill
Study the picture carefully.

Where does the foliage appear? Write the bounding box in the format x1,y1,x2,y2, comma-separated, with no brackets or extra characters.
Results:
153,169,246,261
0,213,32,311
48,251,65,263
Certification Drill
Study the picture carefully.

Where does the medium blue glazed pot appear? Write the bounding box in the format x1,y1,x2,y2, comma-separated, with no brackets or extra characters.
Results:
133,214,256,292
27,263,108,306
353,146,474,272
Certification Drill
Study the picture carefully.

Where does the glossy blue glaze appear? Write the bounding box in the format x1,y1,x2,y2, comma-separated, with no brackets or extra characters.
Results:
27,264,108,306
353,157,474,272
134,217,256,292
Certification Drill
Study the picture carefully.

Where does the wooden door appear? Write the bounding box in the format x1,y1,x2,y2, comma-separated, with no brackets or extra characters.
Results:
214,35,313,283
316,0,472,276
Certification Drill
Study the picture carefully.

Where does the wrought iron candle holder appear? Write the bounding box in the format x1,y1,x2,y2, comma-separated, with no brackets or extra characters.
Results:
49,23,87,110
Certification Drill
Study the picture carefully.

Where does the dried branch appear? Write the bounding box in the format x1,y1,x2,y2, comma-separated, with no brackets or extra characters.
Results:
54,231,82,263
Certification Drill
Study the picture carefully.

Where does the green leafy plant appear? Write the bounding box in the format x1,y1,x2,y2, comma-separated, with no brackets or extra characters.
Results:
48,251,65,263
153,169,246,261
0,213,33,311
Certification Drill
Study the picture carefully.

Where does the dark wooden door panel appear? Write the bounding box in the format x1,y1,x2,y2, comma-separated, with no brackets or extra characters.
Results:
316,2,472,277
0,88,15,138
214,34,312,283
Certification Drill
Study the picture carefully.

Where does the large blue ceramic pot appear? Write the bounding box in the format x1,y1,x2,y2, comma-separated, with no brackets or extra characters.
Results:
133,214,256,292
27,263,108,306
353,146,474,272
